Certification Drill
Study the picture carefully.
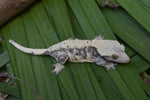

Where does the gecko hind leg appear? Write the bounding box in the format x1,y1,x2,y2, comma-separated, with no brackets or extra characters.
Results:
52,55,68,75
52,63,65,75
95,57,107,67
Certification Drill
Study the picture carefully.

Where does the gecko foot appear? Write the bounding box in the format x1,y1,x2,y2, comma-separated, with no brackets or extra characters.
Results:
105,62,117,70
95,34,104,40
51,63,64,75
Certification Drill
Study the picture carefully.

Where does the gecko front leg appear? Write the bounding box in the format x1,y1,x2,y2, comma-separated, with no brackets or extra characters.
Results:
105,62,117,70
95,56,116,70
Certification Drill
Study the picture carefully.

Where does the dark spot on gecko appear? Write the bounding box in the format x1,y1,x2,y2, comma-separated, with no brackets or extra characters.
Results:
31,51,34,55
78,49,82,55
59,48,65,52
67,46,69,48
42,50,50,55
76,53,79,55
69,49,73,53
87,46,93,52
73,49,79,60
58,55,68,63
92,48,100,58
75,48,81,55
80,48,87,59
51,50,62,57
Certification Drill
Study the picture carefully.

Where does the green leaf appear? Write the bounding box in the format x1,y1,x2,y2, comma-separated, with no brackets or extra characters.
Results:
116,0,150,33
67,0,116,39
116,64,149,100
0,51,9,68
131,55,150,74
7,96,21,100
93,67,124,100
0,82,20,97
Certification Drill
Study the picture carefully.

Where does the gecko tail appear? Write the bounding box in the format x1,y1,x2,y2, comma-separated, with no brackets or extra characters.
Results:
9,39,50,55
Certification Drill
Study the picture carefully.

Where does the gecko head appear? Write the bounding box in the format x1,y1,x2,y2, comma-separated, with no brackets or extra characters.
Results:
98,40,130,63
104,52,130,63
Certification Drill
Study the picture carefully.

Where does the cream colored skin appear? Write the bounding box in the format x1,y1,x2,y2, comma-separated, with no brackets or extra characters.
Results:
9,35,130,74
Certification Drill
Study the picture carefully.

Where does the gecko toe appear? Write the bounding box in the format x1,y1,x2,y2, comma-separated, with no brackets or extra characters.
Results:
105,62,117,70
51,63,64,74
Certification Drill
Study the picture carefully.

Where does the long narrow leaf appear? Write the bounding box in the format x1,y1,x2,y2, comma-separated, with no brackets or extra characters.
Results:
116,0,150,33
0,82,20,97
0,51,9,68
131,55,150,74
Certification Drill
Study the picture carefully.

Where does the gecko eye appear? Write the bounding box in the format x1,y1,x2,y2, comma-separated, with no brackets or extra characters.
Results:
112,54,118,60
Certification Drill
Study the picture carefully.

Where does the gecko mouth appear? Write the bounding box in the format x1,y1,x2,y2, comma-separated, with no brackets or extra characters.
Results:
117,58,130,63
